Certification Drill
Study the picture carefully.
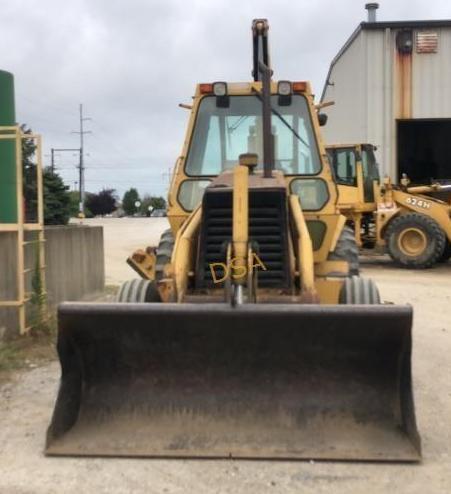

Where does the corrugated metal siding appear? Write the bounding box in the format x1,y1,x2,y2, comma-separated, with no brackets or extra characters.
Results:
365,30,390,176
322,25,451,180
322,32,366,144
322,29,392,177
412,28,451,117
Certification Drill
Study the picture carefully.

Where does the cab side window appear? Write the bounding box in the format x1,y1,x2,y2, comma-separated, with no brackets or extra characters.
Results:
334,149,357,186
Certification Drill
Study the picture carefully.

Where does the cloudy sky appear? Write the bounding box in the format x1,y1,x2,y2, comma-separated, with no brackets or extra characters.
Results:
1,0,450,199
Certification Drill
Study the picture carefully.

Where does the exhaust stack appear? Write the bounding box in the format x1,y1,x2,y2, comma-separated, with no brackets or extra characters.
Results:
365,3,379,23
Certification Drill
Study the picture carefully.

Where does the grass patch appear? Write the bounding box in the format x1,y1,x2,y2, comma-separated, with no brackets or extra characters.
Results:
0,285,116,383
0,344,23,372
0,318,57,381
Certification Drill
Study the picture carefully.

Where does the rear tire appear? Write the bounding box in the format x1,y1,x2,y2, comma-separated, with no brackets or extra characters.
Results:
339,276,381,304
328,225,359,276
116,279,161,303
385,213,446,269
155,228,175,280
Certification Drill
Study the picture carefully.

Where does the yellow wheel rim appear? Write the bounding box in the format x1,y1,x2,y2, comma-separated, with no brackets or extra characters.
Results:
398,228,427,256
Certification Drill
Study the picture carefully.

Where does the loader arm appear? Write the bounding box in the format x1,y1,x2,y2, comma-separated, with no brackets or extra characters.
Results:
171,206,202,303
289,194,317,301
232,162,249,300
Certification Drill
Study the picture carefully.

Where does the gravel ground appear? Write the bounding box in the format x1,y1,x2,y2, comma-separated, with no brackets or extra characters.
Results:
1,218,450,494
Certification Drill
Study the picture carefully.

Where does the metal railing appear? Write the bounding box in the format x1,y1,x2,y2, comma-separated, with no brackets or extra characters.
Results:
0,126,46,334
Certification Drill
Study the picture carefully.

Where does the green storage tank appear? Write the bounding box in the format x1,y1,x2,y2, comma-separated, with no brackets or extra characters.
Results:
0,70,17,223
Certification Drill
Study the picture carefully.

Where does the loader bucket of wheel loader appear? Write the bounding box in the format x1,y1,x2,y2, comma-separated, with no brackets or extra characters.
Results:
46,302,421,461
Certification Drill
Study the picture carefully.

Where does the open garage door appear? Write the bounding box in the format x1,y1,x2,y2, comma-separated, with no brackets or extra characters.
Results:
397,119,451,183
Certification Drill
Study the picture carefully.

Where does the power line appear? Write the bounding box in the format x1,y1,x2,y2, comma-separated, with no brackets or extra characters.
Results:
68,166,157,170
89,123,135,164
84,179,167,184
162,167,172,185
50,147,80,175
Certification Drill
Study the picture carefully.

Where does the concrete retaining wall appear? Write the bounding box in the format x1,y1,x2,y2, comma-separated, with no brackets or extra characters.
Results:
43,226,104,305
0,225,104,338
0,232,18,339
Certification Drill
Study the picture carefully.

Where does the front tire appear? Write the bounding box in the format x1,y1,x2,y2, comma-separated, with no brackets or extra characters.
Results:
339,276,381,304
116,279,161,303
385,213,446,269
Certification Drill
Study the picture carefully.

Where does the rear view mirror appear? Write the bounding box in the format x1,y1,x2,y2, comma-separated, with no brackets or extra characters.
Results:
318,113,328,126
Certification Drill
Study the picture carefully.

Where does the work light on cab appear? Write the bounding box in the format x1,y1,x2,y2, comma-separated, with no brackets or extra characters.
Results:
278,80,292,105
213,82,228,96
277,80,292,96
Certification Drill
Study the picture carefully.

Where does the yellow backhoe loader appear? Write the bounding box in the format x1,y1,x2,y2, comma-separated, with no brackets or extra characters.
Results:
327,143,451,268
46,20,421,461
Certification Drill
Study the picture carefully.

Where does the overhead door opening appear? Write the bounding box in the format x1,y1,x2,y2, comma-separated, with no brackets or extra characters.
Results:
397,119,451,183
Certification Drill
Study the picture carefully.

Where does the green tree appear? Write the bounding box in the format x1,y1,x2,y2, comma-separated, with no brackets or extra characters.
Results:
85,189,117,216
68,191,81,217
140,195,167,216
68,190,94,218
22,125,39,222
20,124,71,225
122,188,141,215
43,168,71,225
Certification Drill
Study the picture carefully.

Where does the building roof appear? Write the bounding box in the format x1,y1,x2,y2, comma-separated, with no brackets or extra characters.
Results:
320,19,451,102
361,20,451,30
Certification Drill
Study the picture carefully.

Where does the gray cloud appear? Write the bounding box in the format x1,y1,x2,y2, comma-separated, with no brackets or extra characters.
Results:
1,0,450,197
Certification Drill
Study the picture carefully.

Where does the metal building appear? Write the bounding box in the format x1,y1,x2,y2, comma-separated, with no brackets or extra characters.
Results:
321,3,451,183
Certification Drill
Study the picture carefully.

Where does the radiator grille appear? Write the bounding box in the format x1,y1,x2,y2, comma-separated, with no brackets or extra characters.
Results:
196,189,289,288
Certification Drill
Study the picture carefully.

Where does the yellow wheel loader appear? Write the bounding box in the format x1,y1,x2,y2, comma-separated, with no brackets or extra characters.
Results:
46,20,421,461
327,143,451,268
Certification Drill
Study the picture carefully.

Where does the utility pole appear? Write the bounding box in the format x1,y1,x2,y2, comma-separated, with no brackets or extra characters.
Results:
72,104,92,216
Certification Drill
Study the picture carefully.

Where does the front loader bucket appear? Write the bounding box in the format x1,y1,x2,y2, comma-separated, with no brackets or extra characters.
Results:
46,303,421,461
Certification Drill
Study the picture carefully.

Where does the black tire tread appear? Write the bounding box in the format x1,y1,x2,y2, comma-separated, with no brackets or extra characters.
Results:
116,279,161,303
385,213,446,269
155,228,175,280
328,225,360,276
339,276,381,304
438,241,451,263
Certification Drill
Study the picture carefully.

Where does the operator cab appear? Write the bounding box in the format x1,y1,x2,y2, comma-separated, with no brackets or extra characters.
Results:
167,17,338,250
178,81,330,214
327,144,380,202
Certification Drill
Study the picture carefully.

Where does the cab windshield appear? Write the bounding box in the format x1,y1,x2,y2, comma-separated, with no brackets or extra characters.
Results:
185,95,321,176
